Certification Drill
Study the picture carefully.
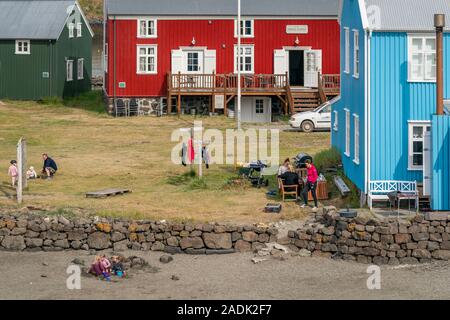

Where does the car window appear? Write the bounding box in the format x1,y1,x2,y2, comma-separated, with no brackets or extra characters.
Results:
320,104,331,113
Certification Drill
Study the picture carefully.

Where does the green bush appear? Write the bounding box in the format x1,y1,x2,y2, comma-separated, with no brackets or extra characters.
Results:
313,147,341,171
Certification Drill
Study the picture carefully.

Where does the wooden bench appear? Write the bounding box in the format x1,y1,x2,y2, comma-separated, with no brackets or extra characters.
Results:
368,181,418,211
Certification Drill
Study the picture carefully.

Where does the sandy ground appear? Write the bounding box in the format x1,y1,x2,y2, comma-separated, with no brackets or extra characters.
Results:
0,250,450,300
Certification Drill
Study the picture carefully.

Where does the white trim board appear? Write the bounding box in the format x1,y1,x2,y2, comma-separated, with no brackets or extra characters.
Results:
58,1,94,40
108,15,338,21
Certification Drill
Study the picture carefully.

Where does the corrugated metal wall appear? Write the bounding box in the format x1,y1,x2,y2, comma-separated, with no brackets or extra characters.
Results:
0,40,52,99
370,33,450,183
432,115,450,211
331,0,366,192
105,18,340,97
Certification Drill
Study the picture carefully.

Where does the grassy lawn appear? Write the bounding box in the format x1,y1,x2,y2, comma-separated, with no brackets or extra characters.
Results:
0,93,331,223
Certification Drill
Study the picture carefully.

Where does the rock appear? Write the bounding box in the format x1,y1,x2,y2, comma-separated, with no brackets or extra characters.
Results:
251,257,268,264
214,225,227,233
166,237,179,247
131,242,142,251
25,238,43,248
202,233,232,249
164,246,182,254
151,241,165,251
160,255,173,264
399,257,419,265
234,240,252,252
113,239,130,252
440,241,450,250
54,239,70,249
71,258,85,266
412,233,429,242
81,244,89,251
171,275,180,281
1,236,26,251
71,241,82,249
257,233,270,243
298,249,312,257
87,232,111,250
58,216,71,226
242,231,258,242
11,228,27,235
432,250,450,260
111,232,125,242
424,212,449,221
395,234,410,244
388,257,400,265
372,256,389,265
412,249,431,259
185,248,206,255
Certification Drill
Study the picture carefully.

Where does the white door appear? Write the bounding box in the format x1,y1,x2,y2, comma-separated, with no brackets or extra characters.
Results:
423,131,432,196
274,49,287,86
315,103,331,129
304,50,322,88
184,50,204,74
253,98,271,123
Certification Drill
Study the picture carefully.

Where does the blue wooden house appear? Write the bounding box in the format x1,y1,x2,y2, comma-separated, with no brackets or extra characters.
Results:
332,0,450,210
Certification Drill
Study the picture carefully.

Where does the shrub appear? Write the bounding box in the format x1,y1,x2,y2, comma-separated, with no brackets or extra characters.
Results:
313,147,341,171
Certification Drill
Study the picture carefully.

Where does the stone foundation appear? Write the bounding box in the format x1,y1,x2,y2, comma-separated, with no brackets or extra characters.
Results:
0,214,278,254
287,208,450,265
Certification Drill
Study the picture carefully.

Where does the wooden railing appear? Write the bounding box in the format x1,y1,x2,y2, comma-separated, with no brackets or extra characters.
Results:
320,74,340,93
169,72,288,92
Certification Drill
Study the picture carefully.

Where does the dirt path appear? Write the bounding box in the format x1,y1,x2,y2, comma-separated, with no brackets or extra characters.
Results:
0,250,450,300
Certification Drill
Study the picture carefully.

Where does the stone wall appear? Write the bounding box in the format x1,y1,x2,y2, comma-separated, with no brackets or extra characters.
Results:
0,214,278,254
287,208,450,265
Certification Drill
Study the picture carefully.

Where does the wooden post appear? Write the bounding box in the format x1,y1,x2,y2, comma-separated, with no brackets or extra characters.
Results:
167,73,172,114
177,72,181,114
16,137,26,204
224,74,228,115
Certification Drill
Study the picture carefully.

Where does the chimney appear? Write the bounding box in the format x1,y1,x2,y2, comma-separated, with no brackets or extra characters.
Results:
435,14,445,115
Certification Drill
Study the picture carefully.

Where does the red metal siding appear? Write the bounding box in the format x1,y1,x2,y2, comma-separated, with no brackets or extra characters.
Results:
106,18,340,97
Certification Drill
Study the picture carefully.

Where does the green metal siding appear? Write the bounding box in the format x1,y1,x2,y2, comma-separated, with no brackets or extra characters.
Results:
54,9,92,98
0,40,53,99
0,6,92,100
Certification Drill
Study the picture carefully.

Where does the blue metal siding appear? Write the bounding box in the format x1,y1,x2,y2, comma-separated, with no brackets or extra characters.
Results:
370,33,450,183
432,115,450,211
331,0,366,191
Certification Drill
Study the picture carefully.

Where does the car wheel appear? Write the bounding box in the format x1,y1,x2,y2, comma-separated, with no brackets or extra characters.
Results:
301,120,314,133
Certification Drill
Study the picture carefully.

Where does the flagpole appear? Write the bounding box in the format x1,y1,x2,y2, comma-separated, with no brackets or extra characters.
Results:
237,0,242,130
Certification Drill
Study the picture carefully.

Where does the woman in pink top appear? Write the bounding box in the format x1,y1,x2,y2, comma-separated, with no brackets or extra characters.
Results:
8,160,18,187
301,160,319,209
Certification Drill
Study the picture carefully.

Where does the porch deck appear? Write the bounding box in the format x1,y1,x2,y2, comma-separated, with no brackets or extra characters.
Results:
167,72,340,114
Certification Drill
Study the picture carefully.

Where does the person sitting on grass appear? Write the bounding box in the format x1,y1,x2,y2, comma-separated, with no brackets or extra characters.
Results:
26,166,37,180
8,160,18,187
42,153,58,179
300,159,319,210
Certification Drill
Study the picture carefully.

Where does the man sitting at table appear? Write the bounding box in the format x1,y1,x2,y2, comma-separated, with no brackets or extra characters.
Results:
279,165,300,196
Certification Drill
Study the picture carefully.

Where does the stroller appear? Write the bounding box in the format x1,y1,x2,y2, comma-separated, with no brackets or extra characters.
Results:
245,161,270,188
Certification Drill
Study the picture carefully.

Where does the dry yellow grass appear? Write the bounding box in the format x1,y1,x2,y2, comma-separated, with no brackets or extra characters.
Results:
0,99,330,223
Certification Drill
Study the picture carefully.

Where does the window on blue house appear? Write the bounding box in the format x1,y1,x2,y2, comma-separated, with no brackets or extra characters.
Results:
344,28,350,74
408,122,431,170
345,109,350,157
353,114,360,164
408,36,436,82
353,30,359,78
333,110,338,131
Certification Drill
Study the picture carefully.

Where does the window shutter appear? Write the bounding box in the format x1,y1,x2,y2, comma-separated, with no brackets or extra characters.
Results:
274,49,287,75
204,49,216,74
171,49,183,74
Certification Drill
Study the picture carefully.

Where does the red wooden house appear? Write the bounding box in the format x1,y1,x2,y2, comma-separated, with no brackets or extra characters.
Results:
104,0,340,122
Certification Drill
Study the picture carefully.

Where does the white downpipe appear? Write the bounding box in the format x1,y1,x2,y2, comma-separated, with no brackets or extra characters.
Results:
237,0,242,130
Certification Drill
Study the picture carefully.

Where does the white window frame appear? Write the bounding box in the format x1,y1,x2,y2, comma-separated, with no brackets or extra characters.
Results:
344,108,350,157
333,110,338,131
408,121,431,170
104,43,108,73
234,45,254,74
137,19,157,38
353,114,360,165
234,19,254,38
136,45,158,74
255,99,264,114
66,60,73,82
77,58,84,80
69,23,75,38
408,35,436,82
344,28,350,74
353,30,359,78
15,40,30,55
76,23,82,37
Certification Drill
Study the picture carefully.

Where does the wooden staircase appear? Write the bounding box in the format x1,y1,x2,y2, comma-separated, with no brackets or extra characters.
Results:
288,87,322,113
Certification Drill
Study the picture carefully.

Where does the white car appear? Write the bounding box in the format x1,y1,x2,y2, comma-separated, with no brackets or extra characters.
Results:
289,102,332,133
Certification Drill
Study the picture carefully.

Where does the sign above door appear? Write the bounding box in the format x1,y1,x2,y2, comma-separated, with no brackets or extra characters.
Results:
286,25,308,34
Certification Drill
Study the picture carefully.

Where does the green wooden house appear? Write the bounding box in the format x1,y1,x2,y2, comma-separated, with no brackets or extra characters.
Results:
0,0,93,100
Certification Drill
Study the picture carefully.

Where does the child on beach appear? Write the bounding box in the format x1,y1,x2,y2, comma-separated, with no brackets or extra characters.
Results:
8,160,18,187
